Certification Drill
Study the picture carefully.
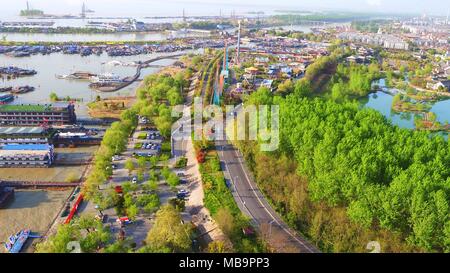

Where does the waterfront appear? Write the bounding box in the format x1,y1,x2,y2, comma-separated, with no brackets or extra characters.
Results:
1,31,210,42
0,51,185,117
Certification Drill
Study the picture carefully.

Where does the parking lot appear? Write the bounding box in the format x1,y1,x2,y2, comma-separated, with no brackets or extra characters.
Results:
81,118,193,247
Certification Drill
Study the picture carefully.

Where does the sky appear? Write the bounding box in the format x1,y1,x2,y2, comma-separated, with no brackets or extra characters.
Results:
3,0,449,17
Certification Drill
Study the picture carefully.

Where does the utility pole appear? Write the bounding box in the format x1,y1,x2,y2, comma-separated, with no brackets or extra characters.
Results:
236,20,241,65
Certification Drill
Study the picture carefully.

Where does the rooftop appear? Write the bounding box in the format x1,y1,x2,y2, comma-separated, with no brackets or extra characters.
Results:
0,127,45,135
0,103,70,113
1,144,51,151
0,104,50,112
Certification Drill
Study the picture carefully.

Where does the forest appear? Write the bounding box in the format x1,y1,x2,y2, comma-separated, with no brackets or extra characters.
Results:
327,62,382,101
351,20,389,33
235,85,450,252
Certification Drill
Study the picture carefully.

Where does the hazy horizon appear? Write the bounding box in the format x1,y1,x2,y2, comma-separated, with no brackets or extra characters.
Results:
1,0,449,18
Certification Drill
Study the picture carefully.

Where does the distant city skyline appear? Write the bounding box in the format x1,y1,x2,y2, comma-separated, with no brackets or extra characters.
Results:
2,0,449,17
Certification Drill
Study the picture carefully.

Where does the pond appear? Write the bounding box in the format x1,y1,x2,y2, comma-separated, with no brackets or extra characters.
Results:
361,79,450,138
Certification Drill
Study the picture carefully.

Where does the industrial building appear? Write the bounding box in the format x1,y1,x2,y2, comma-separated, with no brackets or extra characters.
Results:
0,103,76,126
0,144,55,168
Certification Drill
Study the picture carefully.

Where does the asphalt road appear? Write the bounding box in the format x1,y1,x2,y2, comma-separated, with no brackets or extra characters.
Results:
216,140,320,253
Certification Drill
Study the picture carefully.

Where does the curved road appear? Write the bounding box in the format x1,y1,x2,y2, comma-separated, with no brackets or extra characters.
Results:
216,140,320,253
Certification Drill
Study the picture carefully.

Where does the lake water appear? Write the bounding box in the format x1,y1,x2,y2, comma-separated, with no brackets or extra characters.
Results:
362,91,450,136
265,22,350,33
0,51,193,117
1,31,210,42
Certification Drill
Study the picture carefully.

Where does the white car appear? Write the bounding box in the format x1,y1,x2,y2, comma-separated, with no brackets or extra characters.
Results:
132,177,138,184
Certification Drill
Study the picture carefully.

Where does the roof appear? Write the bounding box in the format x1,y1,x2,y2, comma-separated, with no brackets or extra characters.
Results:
0,104,50,112
245,67,259,72
1,144,51,151
0,103,70,112
0,127,45,135
0,149,50,157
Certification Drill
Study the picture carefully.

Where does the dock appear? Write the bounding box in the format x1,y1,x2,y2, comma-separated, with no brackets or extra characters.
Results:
89,53,184,92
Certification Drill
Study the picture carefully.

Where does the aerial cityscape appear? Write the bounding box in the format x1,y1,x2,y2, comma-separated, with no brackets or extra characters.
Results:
0,0,449,260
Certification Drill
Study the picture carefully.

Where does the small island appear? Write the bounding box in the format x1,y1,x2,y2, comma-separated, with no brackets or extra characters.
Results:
20,1,45,17
20,9,44,17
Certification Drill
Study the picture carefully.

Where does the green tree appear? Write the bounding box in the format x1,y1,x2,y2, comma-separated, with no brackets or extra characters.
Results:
124,159,135,175
145,205,193,252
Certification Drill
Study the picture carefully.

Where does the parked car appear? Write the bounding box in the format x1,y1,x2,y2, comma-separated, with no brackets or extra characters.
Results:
115,186,123,194
177,193,187,199
180,179,188,184
116,217,133,225
132,176,138,183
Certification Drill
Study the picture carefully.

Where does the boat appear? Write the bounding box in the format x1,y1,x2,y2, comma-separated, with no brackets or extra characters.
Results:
0,87,12,93
55,74,69,79
3,229,31,253
13,51,31,57
57,71,97,80
0,94,14,104
10,86,35,94
90,73,123,84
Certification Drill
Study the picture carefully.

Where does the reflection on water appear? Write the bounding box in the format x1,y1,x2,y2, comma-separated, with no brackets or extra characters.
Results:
362,91,417,129
362,91,450,139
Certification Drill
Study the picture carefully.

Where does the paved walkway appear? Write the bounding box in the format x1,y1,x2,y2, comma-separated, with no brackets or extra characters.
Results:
173,75,230,249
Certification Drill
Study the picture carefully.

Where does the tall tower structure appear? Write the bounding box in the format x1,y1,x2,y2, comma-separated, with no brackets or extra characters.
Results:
236,20,241,65
223,41,229,71
81,2,86,18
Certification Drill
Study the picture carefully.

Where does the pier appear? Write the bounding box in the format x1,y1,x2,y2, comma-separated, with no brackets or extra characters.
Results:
89,53,184,92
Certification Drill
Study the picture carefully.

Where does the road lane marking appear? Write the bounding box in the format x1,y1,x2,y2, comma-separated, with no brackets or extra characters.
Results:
231,145,316,253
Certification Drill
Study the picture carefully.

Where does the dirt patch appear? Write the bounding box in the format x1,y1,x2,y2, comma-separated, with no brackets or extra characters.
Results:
87,96,135,119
